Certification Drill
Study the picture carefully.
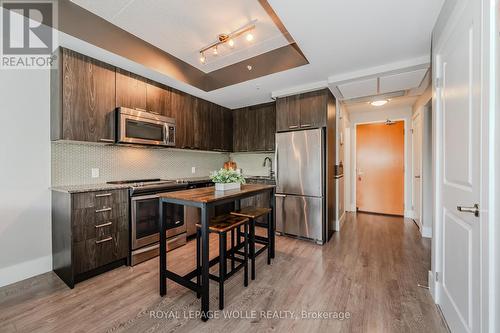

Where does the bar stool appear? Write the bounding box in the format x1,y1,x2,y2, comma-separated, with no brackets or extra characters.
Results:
196,214,249,310
230,207,272,280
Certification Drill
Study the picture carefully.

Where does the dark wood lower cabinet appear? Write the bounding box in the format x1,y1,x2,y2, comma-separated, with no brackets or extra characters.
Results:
241,178,275,224
52,189,129,288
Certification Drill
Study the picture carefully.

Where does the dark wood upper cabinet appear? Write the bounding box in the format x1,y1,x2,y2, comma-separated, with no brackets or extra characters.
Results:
262,103,276,151
299,90,327,129
232,102,276,152
222,108,234,152
51,48,116,143
233,107,249,152
171,89,195,149
276,94,300,131
115,68,147,110
193,98,208,150
146,81,173,117
51,48,235,152
276,89,328,132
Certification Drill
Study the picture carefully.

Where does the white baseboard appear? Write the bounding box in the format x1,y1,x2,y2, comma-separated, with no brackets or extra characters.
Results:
0,255,52,288
428,270,436,301
405,210,415,219
421,226,432,238
349,204,356,212
335,212,346,231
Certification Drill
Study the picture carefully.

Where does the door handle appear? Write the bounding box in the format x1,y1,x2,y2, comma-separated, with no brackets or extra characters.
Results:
457,204,479,217
415,175,421,179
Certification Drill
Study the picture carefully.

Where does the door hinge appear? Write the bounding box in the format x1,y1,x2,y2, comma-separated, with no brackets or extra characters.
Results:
435,272,439,282
411,128,414,134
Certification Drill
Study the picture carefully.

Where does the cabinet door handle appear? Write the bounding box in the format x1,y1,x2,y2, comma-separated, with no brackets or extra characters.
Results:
95,207,112,213
96,237,113,244
300,124,311,128
95,221,112,228
289,125,299,129
95,193,112,198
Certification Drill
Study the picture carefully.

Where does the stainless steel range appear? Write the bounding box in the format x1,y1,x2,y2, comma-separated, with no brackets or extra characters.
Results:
107,179,188,265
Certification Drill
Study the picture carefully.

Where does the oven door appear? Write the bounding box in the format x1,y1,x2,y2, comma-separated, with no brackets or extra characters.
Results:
131,194,185,250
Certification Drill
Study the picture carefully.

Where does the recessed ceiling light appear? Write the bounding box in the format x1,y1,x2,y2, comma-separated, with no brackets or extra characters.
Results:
246,33,254,42
370,99,388,107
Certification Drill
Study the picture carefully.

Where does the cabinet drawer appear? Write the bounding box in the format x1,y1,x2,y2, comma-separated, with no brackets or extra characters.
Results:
73,205,128,242
73,215,128,242
74,230,128,275
72,189,128,209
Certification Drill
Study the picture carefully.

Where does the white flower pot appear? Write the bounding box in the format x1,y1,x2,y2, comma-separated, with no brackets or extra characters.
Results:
215,182,241,191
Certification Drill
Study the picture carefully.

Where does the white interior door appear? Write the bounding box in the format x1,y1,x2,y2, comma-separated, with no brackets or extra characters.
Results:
435,0,481,332
412,112,422,229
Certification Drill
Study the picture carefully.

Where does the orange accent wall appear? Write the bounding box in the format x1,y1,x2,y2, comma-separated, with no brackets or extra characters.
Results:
356,121,405,215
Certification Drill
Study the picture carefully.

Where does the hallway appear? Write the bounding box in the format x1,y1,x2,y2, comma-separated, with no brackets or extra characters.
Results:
0,213,448,333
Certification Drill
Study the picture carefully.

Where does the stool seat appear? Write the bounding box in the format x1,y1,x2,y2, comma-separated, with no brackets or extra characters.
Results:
196,213,250,310
196,214,249,233
230,207,272,219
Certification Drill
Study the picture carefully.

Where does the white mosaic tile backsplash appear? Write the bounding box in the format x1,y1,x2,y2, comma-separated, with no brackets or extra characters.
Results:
51,142,229,186
229,152,275,177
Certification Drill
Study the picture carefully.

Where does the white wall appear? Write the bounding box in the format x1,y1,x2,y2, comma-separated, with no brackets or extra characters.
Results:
412,88,433,237
336,102,351,230
0,69,52,287
347,105,414,217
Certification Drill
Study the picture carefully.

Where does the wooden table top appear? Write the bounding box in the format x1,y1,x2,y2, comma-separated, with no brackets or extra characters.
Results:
159,184,275,204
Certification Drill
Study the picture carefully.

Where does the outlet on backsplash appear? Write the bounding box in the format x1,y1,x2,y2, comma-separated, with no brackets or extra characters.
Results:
191,167,196,174
91,168,100,178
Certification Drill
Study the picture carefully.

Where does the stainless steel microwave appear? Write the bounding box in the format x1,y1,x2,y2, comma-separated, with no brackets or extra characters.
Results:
116,107,175,147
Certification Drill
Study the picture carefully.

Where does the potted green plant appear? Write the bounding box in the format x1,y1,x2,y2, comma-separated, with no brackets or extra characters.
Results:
210,168,246,191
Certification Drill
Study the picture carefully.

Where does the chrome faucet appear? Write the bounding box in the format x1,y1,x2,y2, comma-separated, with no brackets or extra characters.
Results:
263,157,274,178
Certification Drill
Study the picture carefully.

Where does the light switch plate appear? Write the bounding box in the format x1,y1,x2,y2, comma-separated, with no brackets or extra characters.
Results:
191,167,196,174
91,168,99,178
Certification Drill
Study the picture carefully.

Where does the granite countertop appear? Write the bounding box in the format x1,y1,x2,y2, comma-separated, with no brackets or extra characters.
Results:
51,183,134,193
51,175,275,194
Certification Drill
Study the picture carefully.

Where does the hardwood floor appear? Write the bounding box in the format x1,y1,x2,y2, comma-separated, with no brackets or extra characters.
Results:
0,213,448,333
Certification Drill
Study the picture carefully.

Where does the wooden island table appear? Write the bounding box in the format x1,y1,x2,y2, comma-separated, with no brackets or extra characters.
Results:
158,184,276,321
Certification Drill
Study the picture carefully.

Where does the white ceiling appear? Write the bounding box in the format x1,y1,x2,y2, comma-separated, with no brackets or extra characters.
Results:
336,67,428,100
71,0,290,73
65,0,444,109
346,95,419,115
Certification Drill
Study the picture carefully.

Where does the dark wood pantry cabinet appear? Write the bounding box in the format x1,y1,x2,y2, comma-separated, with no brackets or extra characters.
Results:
276,89,328,132
51,47,116,143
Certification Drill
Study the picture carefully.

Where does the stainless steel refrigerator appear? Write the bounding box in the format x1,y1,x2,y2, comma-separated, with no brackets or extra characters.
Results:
275,128,331,244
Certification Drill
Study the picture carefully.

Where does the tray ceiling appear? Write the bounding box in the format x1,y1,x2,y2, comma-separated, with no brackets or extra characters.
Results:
71,0,291,73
